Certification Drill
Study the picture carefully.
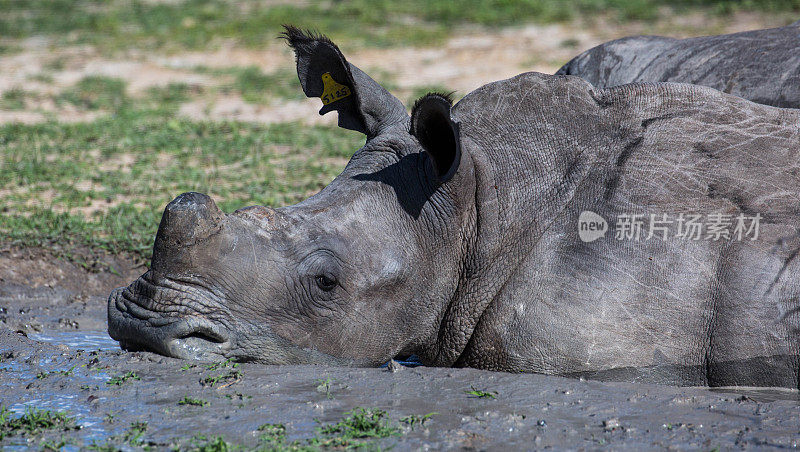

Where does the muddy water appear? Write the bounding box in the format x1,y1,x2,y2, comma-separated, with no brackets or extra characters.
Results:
0,254,799,449
30,331,120,351
2,327,799,450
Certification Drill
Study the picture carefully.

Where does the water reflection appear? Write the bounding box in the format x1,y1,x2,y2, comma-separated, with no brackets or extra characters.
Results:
30,331,120,351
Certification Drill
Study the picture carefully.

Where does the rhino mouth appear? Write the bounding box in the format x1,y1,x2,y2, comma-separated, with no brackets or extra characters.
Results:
107,274,234,361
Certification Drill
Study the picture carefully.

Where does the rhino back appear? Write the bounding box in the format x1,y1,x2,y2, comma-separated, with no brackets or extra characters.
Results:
557,35,677,87
558,23,800,108
450,73,800,386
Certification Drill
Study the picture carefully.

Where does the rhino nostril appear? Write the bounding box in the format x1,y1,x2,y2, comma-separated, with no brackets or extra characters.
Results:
167,324,232,360
179,330,227,345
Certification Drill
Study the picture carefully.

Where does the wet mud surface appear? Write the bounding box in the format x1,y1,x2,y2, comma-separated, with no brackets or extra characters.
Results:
1,249,799,449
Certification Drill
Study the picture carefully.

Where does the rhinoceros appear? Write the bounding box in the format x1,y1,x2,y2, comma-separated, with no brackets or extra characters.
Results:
556,21,800,108
108,26,800,388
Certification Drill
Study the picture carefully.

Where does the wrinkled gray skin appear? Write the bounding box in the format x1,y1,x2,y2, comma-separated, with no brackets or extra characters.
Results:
109,26,800,388
557,20,800,108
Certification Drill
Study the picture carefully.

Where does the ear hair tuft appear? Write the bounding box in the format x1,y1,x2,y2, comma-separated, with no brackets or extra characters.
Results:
278,24,335,50
411,91,455,112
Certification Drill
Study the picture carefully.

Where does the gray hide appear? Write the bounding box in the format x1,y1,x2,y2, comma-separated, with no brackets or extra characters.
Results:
108,27,800,388
447,75,800,387
557,21,800,108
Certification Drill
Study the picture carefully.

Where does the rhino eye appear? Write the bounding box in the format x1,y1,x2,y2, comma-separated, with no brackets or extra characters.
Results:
315,274,337,292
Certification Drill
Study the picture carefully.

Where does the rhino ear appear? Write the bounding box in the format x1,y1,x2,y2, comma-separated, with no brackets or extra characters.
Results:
410,93,461,181
280,25,407,137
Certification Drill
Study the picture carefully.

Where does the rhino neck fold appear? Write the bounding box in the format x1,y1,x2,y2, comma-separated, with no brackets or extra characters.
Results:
424,74,611,366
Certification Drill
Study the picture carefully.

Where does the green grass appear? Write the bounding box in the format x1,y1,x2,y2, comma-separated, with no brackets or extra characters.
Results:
465,385,498,399
311,407,400,448
0,406,79,440
206,358,239,371
36,365,78,379
179,397,209,407
231,67,304,104
399,412,437,429
146,82,201,106
186,408,402,450
86,442,120,451
201,359,244,387
1,87,30,110
57,76,127,111
191,65,304,104
201,370,243,387
30,73,55,84
0,85,363,264
40,437,75,450
88,420,150,450
106,371,140,385
257,423,286,446
318,408,398,439
0,405,415,450
1,0,797,53
189,435,236,452
315,378,334,400
122,421,147,447
0,43,22,55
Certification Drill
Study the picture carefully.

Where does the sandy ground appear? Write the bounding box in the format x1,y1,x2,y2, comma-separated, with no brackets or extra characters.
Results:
0,12,794,125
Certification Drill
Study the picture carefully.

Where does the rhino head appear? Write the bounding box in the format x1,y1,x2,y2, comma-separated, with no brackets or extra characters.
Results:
107,26,477,366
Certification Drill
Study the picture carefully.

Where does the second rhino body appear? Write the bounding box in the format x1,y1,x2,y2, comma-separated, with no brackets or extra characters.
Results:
557,21,800,108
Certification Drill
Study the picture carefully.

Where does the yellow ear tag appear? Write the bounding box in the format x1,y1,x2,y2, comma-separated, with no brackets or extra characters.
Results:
320,72,351,105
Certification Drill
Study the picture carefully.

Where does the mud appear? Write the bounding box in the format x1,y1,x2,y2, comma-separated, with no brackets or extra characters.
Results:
1,249,799,449
0,248,144,335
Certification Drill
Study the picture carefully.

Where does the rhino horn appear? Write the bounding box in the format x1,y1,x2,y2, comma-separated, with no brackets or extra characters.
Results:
151,192,224,271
